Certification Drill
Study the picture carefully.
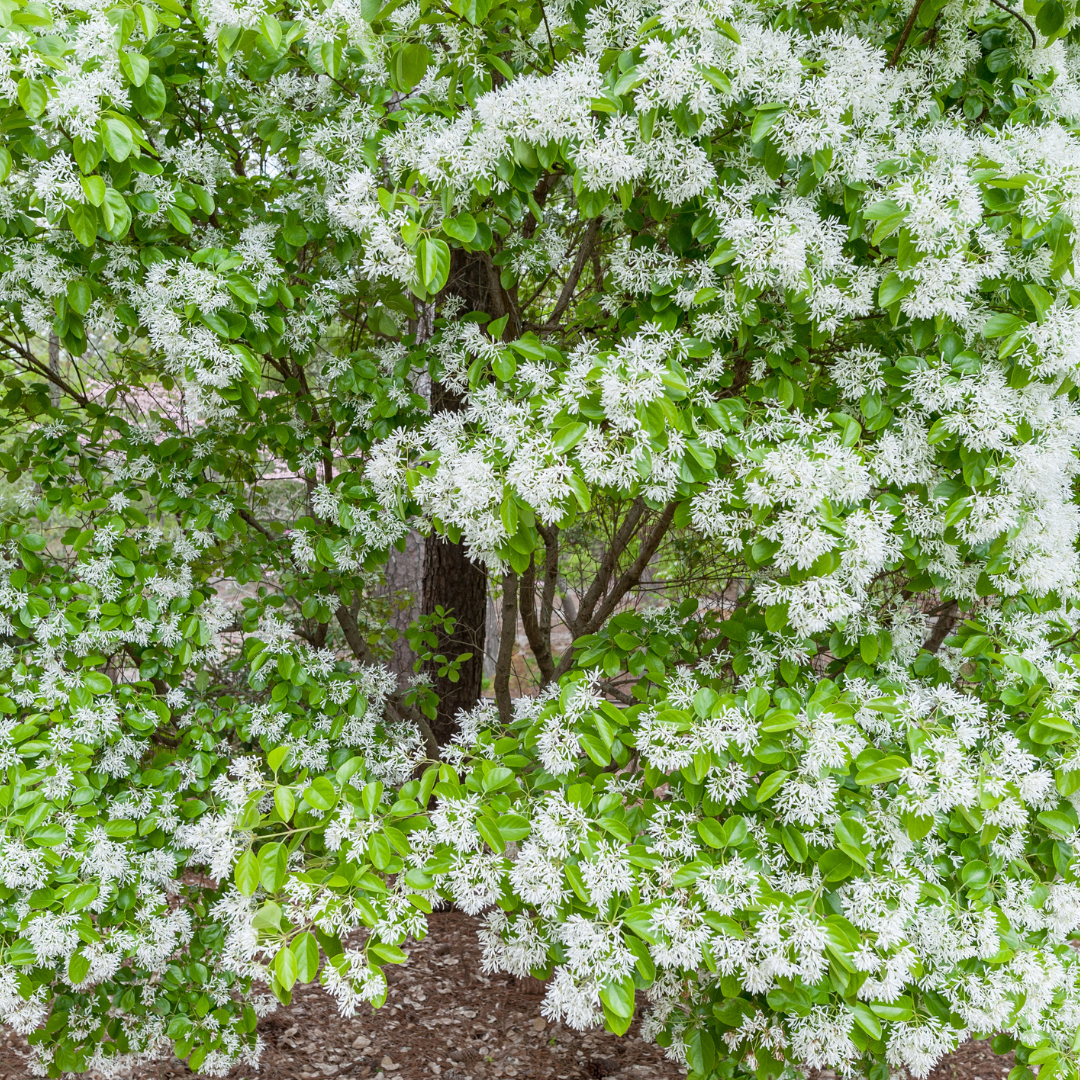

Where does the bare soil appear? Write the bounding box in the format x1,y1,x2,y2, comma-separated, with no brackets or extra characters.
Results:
0,910,1015,1080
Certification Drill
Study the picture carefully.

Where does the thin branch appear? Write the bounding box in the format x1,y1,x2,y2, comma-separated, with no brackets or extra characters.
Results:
238,508,276,541
539,217,602,330
538,0,557,70
888,0,927,67
553,501,678,680
987,0,1037,48
520,552,556,686
0,335,91,407
581,501,678,637
573,499,646,634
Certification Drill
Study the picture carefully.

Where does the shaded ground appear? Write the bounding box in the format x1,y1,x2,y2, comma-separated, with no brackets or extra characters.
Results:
0,911,1016,1080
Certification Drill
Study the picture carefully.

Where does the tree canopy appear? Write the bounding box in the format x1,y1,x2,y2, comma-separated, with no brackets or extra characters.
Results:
2,0,1080,1076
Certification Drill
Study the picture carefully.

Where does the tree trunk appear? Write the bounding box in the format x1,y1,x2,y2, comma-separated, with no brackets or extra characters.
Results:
421,511,487,746
418,247,510,743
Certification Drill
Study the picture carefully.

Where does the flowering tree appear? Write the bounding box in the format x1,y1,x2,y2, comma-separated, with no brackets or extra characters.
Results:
2,0,1080,1075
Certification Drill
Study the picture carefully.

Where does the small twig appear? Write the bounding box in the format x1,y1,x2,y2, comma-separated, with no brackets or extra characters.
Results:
888,0,927,67
539,0,557,71
987,0,1038,48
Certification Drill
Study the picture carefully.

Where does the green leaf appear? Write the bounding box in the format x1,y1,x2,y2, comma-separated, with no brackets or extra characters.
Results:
101,189,131,239
119,50,150,86
750,105,784,142
253,901,282,930
84,671,112,695
443,212,477,242
360,0,380,19
394,42,432,90
267,745,289,772
6,939,36,966
452,0,491,23
68,950,91,985
756,770,790,802
274,785,295,822
780,824,808,863
17,78,47,118
481,766,513,792
68,204,98,247
878,272,913,308
854,755,908,785
829,411,861,447
984,312,1024,338
1036,0,1065,36
492,350,516,382
80,175,106,207
258,842,289,892
1037,810,1076,835
234,849,259,896
599,975,635,1019
303,776,337,811
859,634,879,664
417,237,450,293
697,818,726,848
852,1002,881,1040
960,860,991,888
64,882,99,912
100,117,134,162
1029,714,1076,743
291,932,320,982
554,422,587,453
369,941,408,963
132,74,166,119
475,816,505,853
30,824,67,847
166,204,193,234
260,12,282,48
273,943,298,991
579,733,611,766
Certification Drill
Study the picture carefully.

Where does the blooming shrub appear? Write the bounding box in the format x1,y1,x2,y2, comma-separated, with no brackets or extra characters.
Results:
1,0,1080,1075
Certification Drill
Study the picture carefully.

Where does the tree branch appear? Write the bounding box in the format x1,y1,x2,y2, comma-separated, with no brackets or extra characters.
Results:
888,0,927,66
552,501,678,681
987,0,1037,47
0,335,90,407
335,602,377,666
573,499,646,634
538,217,602,331
922,600,960,654
238,508,276,541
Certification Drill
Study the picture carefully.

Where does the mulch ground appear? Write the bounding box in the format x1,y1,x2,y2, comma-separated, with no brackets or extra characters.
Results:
0,910,1015,1080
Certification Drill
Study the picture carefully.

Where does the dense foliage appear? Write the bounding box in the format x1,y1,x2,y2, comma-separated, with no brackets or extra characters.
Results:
2,0,1080,1076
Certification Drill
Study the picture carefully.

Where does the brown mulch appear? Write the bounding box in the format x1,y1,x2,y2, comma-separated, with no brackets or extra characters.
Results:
925,1038,1015,1080
0,911,1017,1080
